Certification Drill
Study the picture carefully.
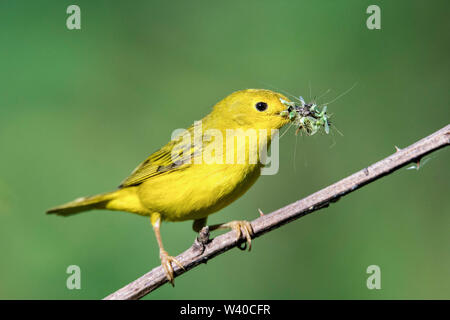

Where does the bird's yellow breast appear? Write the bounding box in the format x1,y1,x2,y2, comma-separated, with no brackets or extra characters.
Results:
137,127,272,221
137,161,261,221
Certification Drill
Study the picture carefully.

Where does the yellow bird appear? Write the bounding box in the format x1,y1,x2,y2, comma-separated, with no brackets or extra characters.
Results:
47,89,293,284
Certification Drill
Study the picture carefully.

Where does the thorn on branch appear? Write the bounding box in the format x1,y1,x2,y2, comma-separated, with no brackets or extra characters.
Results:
364,167,369,176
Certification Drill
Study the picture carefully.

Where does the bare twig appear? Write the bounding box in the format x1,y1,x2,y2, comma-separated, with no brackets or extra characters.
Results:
104,125,449,300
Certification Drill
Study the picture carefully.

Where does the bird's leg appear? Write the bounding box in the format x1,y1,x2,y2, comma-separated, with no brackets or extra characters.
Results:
193,217,254,251
192,217,210,255
208,220,254,251
150,213,184,286
192,217,207,233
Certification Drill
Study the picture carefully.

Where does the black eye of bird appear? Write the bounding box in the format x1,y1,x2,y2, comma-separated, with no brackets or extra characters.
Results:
255,102,268,112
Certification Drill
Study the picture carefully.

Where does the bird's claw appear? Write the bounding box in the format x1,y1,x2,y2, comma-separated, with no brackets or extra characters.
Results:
160,250,184,286
225,220,254,251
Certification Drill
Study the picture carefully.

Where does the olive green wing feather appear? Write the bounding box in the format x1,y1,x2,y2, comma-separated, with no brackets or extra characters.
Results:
118,130,202,188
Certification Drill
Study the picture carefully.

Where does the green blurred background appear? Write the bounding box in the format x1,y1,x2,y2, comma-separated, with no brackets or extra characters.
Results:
0,0,448,299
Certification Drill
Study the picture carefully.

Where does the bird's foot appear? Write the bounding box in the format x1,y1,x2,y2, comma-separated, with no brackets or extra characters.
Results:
222,220,254,251
159,250,184,286
193,226,210,255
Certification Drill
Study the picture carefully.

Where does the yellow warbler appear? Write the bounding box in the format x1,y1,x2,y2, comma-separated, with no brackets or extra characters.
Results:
47,89,294,284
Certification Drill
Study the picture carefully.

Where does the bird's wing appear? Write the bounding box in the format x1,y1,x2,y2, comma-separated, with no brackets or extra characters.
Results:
118,128,203,188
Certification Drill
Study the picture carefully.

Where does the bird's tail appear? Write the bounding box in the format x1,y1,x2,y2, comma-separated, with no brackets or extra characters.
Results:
46,190,120,216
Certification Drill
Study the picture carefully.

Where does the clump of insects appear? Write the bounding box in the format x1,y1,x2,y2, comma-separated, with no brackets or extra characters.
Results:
280,96,330,136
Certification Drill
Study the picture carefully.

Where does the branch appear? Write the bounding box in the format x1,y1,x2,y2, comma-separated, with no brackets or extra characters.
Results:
104,124,449,300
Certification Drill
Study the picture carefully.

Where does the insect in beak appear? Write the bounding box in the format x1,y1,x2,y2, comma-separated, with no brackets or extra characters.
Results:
280,97,331,136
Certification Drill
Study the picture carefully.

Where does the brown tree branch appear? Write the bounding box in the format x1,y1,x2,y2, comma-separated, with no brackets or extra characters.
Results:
104,124,449,300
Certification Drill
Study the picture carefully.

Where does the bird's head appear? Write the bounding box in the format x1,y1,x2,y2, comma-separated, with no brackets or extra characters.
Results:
210,89,292,131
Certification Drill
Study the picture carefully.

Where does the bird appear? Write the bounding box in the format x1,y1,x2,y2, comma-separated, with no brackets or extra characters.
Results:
47,89,293,285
